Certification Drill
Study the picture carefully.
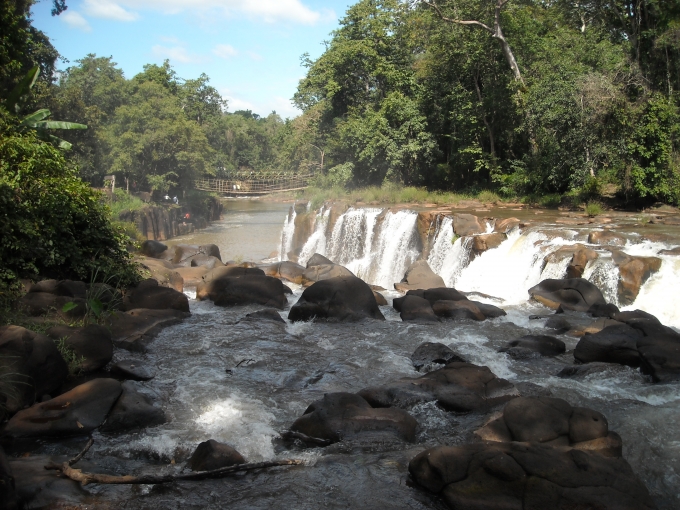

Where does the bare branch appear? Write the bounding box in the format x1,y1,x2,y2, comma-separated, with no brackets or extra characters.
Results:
421,0,494,34
280,429,333,446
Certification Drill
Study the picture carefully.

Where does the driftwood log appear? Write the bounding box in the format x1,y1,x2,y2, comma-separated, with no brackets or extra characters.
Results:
44,438,303,486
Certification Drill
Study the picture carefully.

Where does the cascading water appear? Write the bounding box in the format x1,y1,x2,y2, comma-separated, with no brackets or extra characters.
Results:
625,255,680,328
297,207,330,266
279,207,296,260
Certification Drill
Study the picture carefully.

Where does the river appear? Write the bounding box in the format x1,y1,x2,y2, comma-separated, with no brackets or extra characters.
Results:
14,200,680,509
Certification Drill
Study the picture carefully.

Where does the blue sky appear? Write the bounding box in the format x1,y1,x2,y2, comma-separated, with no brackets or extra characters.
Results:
31,0,356,118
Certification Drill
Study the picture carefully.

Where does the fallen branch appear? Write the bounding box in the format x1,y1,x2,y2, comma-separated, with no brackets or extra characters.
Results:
280,429,332,446
45,439,303,486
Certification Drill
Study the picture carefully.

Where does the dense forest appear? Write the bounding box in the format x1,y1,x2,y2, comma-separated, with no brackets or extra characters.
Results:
2,0,680,207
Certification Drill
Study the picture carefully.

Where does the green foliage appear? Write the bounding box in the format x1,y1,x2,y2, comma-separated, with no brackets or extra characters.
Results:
0,113,139,286
108,189,146,216
585,202,604,217
54,337,85,376
477,190,501,204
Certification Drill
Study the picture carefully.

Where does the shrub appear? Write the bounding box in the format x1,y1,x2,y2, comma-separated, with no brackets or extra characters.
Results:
585,202,603,217
477,190,501,204
0,118,139,287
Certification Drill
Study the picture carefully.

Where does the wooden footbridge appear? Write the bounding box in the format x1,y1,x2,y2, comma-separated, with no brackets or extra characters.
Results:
194,171,314,196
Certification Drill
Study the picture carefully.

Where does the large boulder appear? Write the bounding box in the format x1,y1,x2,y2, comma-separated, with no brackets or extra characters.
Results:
301,263,354,285
100,381,165,433
494,217,521,233
175,266,210,288
422,287,467,303
289,392,417,443
140,240,168,258
409,441,655,509
28,279,87,299
574,324,642,367
546,244,599,279
470,233,506,258
394,260,446,293
289,276,385,322
45,324,113,373
499,335,566,358
475,397,619,456
18,291,86,319
411,342,465,371
262,261,306,284
189,440,246,471
588,230,626,246
105,308,190,352
636,328,680,383
197,272,288,309
528,278,606,312
306,253,334,267
432,300,485,321
0,326,68,414
358,362,517,413
137,257,184,292
611,251,662,305
3,378,122,437
452,213,487,236
396,295,439,323
470,300,507,318
123,278,190,312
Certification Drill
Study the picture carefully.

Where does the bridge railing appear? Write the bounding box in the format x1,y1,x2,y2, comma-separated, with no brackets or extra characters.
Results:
194,173,315,195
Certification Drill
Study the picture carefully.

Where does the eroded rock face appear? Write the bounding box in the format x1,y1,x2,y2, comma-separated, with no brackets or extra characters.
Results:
528,278,606,312
394,260,445,293
3,378,122,437
358,362,517,413
452,214,487,236
610,251,662,305
0,326,68,414
46,324,113,373
289,392,417,443
289,275,385,322
189,440,246,471
499,335,566,358
123,279,189,312
408,441,655,510
475,397,619,456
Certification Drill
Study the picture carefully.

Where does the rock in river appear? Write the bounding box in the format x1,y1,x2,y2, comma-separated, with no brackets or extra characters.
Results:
499,335,566,358
528,278,606,312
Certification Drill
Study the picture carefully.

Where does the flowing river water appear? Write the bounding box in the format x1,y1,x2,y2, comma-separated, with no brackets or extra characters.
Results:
13,200,680,509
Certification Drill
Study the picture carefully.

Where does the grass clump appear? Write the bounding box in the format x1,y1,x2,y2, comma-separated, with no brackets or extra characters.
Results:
585,202,603,217
108,189,146,217
477,190,501,204
55,338,85,376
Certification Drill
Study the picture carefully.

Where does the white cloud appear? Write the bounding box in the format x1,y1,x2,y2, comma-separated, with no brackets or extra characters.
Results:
221,89,300,119
247,51,263,61
103,0,324,25
213,44,238,59
83,0,138,21
61,11,92,32
151,45,207,64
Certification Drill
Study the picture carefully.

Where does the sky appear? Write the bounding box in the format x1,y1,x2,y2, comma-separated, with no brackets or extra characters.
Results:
31,0,356,119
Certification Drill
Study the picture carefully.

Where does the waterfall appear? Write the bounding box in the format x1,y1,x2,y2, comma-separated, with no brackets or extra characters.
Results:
625,255,680,328
279,207,296,261
298,207,330,266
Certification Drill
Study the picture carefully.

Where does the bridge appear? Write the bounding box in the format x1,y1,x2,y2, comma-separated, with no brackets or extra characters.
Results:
194,171,315,196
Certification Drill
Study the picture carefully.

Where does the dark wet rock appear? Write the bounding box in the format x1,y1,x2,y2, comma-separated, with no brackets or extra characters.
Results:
557,362,617,379
475,397,616,455
544,316,571,333
29,279,87,299
588,303,620,318
432,300,485,321
580,317,626,335
452,213,487,236
140,239,168,258
0,446,18,510
109,360,156,381
289,275,385,322
528,278,606,312
189,439,246,471
46,324,113,373
470,233,506,257
421,287,467,303
18,292,86,318
197,266,266,299
123,278,190,312
289,392,417,443
611,251,662,305
394,260,445,293
306,253,334,267
3,378,122,437
100,381,165,433
175,266,210,288
301,263,354,285
637,333,680,383
500,335,566,358
515,382,553,398
262,261,306,284
197,273,288,309
189,254,223,269
612,309,660,324
358,362,518,413
373,290,388,306
398,295,439,323
409,441,654,509
105,308,190,352
588,230,627,246
469,300,507,318
243,308,285,323
0,326,68,415
574,325,642,367
411,342,465,371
